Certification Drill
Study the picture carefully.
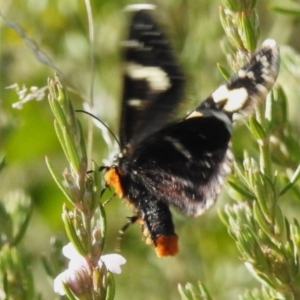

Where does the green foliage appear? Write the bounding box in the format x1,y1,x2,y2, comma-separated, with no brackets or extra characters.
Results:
0,190,40,299
46,76,115,299
178,282,213,300
213,0,300,299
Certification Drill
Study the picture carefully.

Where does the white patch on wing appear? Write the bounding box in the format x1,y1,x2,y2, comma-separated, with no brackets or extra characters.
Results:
217,175,224,185
238,69,247,78
127,99,143,107
212,85,229,103
260,55,270,68
223,88,248,112
186,111,203,119
238,69,255,80
262,39,276,48
223,164,231,175
125,4,156,11
126,62,171,92
261,73,273,83
212,85,249,112
122,40,144,49
205,198,215,209
256,84,268,94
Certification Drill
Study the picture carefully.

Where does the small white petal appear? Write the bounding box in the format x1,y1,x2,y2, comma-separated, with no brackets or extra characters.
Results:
54,269,87,295
69,255,90,272
99,254,126,274
54,272,68,295
62,243,90,271
62,243,79,260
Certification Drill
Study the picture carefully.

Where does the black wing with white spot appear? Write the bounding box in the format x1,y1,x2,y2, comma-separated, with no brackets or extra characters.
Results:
196,39,280,115
111,7,280,256
121,39,279,217
120,8,185,149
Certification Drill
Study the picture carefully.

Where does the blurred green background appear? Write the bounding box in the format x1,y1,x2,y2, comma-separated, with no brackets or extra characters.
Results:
1,0,300,299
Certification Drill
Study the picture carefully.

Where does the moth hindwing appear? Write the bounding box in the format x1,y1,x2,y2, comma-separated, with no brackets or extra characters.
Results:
104,7,280,257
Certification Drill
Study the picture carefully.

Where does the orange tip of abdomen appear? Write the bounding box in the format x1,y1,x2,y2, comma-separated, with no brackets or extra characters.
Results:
154,234,179,257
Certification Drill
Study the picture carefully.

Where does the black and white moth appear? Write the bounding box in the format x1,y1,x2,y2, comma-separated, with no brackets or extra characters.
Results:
105,5,280,257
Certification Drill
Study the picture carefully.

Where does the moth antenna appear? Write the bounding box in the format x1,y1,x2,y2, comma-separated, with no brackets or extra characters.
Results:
76,109,121,149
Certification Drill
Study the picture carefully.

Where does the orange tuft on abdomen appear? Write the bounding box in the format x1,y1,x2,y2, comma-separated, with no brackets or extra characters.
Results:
104,167,124,198
154,234,179,257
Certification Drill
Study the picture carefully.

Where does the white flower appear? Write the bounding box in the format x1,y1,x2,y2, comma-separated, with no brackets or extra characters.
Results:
54,268,90,296
99,254,126,274
54,243,126,296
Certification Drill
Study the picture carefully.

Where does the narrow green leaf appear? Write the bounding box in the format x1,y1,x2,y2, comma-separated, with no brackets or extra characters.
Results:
62,207,86,255
0,202,13,245
227,179,255,199
249,0,257,10
61,126,80,171
270,5,300,15
249,116,267,140
217,63,231,80
12,205,33,246
40,254,54,278
197,281,213,300
218,208,230,227
62,281,79,300
271,86,288,126
54,120,70,164
252,201,271,237
99,203,107,253
0,156,5,172
233,161,247,182
45,156,73,203
178,283,193,300
291,219,300,248
221,0,240,12
274,205,286,236
105,272,115,300
48,84,68,130
253,271,277,290
240,12,257,51
77,120,88,164
219,6,229,30
279,164,300,196
219,7,243,49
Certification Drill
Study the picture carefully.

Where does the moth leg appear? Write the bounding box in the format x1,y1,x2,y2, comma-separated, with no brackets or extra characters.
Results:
86,164,107,174
115,216,139,252
102,192,117,206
